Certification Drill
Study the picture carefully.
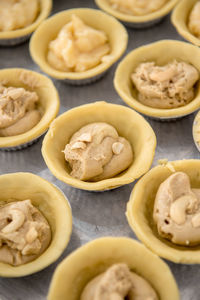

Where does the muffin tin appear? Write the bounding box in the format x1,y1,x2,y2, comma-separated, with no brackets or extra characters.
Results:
1,1,200,300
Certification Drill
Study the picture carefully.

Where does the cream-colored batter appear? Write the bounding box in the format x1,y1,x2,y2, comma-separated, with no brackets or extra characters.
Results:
0,0,39,32
0,84,40,137
63,122,133,181
0,199,51,266
131,60,199,109
47,15,110,72
153,172,200,246
188,1,200,39
81,263,158,300
109,0,167,16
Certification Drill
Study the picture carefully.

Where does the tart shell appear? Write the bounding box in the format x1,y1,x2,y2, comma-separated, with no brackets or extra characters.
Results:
126,159,200,263
0,68,60,150
48,237,180,300
95,0,179,28
114,40,200,120
0,172,72,277
171,0,200,47
42,101,156,191
29,8,128,84
0,0,52,46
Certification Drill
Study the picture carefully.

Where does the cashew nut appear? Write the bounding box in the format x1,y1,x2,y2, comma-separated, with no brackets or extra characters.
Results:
170,195,190,225
71,141,86,150
2,209,25,233
112,142,124,155
192,213,200,228
26,226,38,244
78,133,92,142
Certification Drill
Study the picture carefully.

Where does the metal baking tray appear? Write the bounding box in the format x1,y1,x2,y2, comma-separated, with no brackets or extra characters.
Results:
1,1,200,299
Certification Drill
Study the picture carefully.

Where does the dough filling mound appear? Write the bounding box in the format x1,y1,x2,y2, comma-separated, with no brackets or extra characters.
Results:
63,122,133,181
0,199,51,266
0,0,39,32
131,60,199,109
109,0,167,16
188,1,200,39
153,172,200,246
0,84,41,137
81,263,158,300
47,15,110,72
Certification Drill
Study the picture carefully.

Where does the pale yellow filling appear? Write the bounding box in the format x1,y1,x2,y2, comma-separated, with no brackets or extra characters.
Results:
131,60,199,109
188,1,200,39
0,200,51,266
0,84,41,137
109,0,167,16
154,172,200,246
81,263,158,300
63,122,133,181
0,0,39,32
47,15,110,72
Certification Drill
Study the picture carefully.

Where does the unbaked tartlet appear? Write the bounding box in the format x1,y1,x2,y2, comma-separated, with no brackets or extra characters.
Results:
0,172,72,277
114,40,200,120
0,68,59,150
95,0,179,28
172,0,200,47
42,101,156,191
126,159,200,263
47,237,179,300
30,8,128,85
193,110,200,152
0,0,52,46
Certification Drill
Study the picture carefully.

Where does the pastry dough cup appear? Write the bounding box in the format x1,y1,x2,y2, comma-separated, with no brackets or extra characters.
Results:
0,68,60,150
0,172,72,277
42,101,156,191
0,0,52,46
48,237,180,300
29,8,128,85
126,159,200,264
114,40,200,121
95,0,179,28
193,110,200,152
171,0,200,47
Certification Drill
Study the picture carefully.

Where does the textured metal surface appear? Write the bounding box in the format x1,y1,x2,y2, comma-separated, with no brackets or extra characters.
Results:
0,1,200,300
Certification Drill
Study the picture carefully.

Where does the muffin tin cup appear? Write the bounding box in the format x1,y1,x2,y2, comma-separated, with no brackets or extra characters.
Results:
171,0,200,47
30,8,128,84
60,69,108,86
95,0,179,29
122,16,164,29
0,68,60,150
42,101,156,191
114,40,200,121
0,0,52,47
0,35,31,47
0,133,45,152
0,172,72,277
127,159,200,264
48,237,180,300
193,110,200,152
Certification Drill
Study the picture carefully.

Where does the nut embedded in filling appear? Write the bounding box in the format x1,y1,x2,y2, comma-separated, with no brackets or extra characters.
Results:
153,172,200,246
0,199,51,266
131,60,199,109
81,263,158,300
63,122,133,181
